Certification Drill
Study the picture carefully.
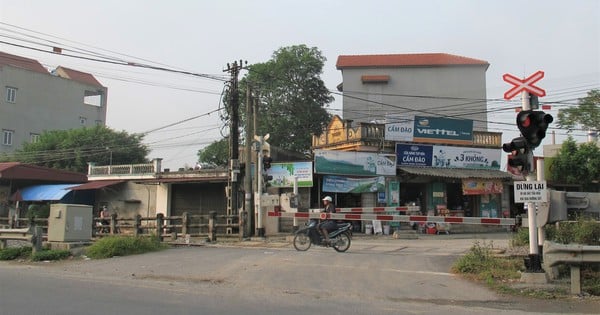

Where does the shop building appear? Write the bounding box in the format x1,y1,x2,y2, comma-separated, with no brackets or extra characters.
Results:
311,115,512,219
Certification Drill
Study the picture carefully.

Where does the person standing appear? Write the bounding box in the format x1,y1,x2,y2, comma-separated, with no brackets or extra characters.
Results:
99,205,110,233
319,196,336,244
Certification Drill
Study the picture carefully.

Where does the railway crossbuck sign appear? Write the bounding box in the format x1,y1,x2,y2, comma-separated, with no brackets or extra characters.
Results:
503,71,546,100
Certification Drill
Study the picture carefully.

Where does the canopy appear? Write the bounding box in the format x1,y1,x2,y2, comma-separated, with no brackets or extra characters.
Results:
398,166,512,180
19,184,79,201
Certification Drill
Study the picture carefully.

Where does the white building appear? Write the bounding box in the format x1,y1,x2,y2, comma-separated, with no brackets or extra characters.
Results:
336,53,489,131
0,51,107,154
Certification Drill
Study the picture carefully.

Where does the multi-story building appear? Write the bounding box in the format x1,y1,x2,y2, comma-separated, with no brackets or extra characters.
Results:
336,53,489,131
0,51,107,154
310,53,512,230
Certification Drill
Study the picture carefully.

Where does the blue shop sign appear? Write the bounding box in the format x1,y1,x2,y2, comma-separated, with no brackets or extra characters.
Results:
396,144,433,166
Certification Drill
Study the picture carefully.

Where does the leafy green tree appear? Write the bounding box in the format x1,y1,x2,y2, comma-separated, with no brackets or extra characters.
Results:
223,45,333,154
550,136,600,190
557,89,600,131
197,138,229,167
3,126,149,173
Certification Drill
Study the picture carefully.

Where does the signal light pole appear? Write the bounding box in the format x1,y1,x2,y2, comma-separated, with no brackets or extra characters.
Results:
503,91,553,273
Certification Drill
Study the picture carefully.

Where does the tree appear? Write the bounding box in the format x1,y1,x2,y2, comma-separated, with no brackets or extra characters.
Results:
557,89,600,131
550,136,600,190
197,138,229,167
2,126,149,173
224,45,333,154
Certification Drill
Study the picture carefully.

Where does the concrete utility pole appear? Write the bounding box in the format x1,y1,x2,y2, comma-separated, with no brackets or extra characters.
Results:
224,60,245,233
243,84,253,239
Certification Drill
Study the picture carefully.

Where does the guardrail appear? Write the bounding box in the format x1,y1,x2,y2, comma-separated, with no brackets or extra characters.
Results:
543,240,600,295
0,226,43,253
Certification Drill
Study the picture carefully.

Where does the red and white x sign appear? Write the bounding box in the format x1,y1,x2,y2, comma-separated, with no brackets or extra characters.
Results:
503,70,546,100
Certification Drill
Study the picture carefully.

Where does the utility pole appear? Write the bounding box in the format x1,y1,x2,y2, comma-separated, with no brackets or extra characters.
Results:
243,84,254,239
224,60,245,235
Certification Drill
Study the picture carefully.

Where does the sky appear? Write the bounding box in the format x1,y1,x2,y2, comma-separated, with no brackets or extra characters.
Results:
1,0,599,170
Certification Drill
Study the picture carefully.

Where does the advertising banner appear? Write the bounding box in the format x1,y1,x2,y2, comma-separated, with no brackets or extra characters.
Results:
314,149,396,176
462,179,504,195
412,116,473,145
396,144,501,169
396,144,433,167
385,115,414,141
387,180,400,206
322,175,385,193
267,162,313,188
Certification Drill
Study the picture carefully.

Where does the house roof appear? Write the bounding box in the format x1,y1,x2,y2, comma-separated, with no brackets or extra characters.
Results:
54,66,104,87
70,180,124,190
0,162,87,182
336,53,489,69
0,51,49,74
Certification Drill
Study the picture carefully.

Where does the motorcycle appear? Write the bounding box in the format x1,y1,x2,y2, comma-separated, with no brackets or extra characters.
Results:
293,219,352,252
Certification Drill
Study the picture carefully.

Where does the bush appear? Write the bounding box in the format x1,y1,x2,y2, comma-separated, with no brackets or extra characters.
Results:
0,246,32,260
25,204,50,219
511,227,530,247
31,249,71,261
85,235,166,259
512,217,600,246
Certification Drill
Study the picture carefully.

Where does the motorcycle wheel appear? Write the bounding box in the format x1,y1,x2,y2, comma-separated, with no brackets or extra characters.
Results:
332,232,351,252
293,231,312,251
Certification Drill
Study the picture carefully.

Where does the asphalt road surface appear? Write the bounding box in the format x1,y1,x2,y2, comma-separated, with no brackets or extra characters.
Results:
0,233,597,314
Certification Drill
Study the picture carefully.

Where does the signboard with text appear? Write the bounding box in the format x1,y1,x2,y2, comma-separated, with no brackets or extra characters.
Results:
513,181,547,203
396,144,501,169
385,115,473,145
314,149,396,176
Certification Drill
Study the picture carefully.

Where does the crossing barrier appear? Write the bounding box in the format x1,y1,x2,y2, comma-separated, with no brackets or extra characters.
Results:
267,211,516,226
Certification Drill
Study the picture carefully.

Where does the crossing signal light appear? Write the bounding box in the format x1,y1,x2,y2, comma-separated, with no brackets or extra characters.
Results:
516,110,553,148
503,137,531,174
263,156,272,170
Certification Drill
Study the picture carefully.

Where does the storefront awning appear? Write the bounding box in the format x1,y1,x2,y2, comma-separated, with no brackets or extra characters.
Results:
70,180,124,191
398,166,512,180
20,184,79,201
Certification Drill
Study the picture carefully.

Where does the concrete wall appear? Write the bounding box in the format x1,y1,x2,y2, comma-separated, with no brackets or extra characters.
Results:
0,66,107,154
341,66,488,131
97,182,157,219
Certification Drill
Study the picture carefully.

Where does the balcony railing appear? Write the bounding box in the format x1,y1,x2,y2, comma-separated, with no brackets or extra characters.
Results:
88,158,161,179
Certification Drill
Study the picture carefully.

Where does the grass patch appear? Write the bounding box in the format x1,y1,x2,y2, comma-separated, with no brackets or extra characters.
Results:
0,246,71,262
0,246,32,260
452,241,522,286
85,235,166,259
31,249,71,261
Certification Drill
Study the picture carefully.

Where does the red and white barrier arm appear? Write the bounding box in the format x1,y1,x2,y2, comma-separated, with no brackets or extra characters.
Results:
267,211,516,226
307,206,421,214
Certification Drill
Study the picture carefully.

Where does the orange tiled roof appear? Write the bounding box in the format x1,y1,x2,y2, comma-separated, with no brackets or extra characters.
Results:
336,53,489,69
0,51,49,74
54,66,104,87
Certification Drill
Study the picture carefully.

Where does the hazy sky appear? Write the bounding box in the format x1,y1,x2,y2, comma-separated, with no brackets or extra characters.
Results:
1,0,599,170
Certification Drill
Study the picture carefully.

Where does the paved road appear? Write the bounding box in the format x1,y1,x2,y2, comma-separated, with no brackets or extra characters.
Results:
0,233,597,314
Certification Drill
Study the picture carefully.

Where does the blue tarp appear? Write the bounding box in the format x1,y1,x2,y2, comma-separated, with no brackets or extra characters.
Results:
20,184,80,201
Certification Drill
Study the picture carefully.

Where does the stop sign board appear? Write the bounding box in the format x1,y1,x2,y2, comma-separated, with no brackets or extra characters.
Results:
514,180,548,203
503,71,546,100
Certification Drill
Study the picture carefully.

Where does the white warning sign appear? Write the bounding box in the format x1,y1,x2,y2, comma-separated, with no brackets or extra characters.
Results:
514,181,547,203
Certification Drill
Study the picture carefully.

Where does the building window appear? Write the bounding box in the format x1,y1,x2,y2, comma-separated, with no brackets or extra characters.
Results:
2,130,14,146
6,87,17,103
79,116,87,125
95,120,103,126
30,133,40,143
